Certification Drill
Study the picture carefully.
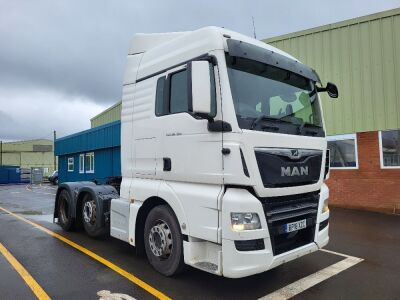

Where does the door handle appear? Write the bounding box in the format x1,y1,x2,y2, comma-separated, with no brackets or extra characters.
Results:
163,158,171,171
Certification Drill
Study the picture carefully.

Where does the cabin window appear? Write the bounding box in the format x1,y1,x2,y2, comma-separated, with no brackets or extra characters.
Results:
209,63,217,117
379,130,400,168
67,157,74,172
85,152,95,173
155,62,217,117
170,69,189,114
155,77,165,116
327,134,358,169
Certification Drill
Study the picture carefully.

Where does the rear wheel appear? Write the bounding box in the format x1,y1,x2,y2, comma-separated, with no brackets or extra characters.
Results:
82,194,107,237
144,205,186,276
57,190,74,231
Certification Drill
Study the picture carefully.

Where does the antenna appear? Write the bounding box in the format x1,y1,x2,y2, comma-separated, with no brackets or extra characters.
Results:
252,16,257,39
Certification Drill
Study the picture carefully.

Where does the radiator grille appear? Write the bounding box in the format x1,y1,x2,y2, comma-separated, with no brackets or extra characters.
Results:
259,191,319,255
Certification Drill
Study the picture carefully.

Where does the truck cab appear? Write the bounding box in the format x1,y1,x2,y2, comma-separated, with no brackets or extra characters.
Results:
55,26,337,278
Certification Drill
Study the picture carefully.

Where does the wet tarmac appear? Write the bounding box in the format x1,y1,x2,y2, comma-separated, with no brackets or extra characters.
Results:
0,184,399,299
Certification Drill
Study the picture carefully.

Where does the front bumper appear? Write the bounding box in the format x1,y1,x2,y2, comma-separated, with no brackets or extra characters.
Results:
221,185,329,278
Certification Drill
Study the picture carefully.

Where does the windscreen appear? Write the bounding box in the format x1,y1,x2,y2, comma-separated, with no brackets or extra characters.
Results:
226,54,324,136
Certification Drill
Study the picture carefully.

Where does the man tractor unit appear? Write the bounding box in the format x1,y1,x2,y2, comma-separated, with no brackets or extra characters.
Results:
54,27,338,278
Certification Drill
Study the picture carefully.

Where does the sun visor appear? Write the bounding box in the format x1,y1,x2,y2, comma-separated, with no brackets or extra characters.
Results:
227,39,320,83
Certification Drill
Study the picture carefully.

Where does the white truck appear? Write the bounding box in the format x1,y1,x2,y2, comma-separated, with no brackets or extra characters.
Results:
54,26,338,278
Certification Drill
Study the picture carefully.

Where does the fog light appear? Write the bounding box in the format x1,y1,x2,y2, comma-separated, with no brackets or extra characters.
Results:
322,198,329,213
231,213,261,231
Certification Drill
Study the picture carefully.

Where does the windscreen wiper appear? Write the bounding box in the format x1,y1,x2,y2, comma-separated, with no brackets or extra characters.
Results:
251,115,293,129
297,122,323,135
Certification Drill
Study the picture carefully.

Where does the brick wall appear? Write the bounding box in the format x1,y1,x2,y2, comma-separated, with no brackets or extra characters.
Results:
327,131,400,214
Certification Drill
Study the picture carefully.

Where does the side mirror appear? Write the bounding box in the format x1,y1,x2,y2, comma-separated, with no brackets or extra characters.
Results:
326,82,338,98
316,82,339,99
191,61,211,116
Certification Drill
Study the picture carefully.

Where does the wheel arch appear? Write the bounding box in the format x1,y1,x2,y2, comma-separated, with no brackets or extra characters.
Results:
134,191,188,255
77,185,119,228
53,182,117,224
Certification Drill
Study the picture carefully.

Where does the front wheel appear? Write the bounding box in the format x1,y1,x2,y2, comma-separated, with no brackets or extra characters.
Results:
82,194,107,237
144,205,186,276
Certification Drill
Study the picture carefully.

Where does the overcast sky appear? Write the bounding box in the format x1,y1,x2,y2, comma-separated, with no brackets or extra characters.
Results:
1,0,399,141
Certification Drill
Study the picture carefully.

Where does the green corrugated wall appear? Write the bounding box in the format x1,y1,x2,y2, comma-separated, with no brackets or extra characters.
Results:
91,101,122,128
264,8,400,135
1,139,55,175
92,9,400,135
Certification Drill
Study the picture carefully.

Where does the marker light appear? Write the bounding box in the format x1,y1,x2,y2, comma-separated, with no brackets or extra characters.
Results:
231,213,261,231
322,198,329,213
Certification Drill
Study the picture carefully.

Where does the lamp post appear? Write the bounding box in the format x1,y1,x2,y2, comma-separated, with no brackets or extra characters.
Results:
53,131,56,171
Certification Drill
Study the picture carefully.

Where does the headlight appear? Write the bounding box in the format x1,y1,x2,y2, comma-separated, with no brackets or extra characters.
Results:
231,213,261,231
322,198,329,213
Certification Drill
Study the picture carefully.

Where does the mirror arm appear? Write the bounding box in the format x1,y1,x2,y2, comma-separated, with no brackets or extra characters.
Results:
195,112,214,122
208,120,232,132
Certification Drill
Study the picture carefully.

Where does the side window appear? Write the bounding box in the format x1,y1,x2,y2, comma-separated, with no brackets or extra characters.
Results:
85,152,95,173
79,154,84,173
379,130,400,168
67,157,74,172
327,134,358,169
170,70,188,114
209,64,217,117
155,77,165,116
155,61,217,117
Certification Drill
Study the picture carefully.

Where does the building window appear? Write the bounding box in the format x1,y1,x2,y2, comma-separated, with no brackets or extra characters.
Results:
67,157,74,172
79,154,85,173
379,130,400,168
85,152,95,173
327,134,358,169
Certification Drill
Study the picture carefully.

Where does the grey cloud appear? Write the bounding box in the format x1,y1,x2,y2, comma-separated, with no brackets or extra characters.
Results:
0,0,399,140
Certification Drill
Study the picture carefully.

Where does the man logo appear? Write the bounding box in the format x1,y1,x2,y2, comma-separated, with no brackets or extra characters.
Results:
281,166,309,177
291,149,299,157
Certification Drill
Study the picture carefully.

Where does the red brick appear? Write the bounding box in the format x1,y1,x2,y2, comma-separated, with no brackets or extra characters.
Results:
326,131,400,214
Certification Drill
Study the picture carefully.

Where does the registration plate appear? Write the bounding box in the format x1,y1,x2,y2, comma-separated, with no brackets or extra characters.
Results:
284,219,307,233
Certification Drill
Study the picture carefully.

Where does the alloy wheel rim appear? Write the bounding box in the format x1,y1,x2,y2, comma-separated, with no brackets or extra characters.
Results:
83,200,97,224
148,219,173,259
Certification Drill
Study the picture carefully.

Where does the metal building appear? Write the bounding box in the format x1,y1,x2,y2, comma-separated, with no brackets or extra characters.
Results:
264,8,400,135
264,8,400,214
55,121,121,184
91,101,122,128
0,139,55,177
58,8,400,213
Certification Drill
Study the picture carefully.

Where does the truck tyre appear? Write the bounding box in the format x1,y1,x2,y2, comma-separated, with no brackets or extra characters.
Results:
144,205,186,276
57,190,74,231
82,194,107,238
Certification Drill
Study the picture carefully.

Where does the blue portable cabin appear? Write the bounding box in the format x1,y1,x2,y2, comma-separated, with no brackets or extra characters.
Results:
55,121,121,184
0,165,23,184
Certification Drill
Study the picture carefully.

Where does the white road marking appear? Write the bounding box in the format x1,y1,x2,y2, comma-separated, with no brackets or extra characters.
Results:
98,290,137,300
259,251,363,300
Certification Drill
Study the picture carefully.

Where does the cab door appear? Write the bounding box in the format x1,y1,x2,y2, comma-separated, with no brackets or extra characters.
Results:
152,60,223,242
